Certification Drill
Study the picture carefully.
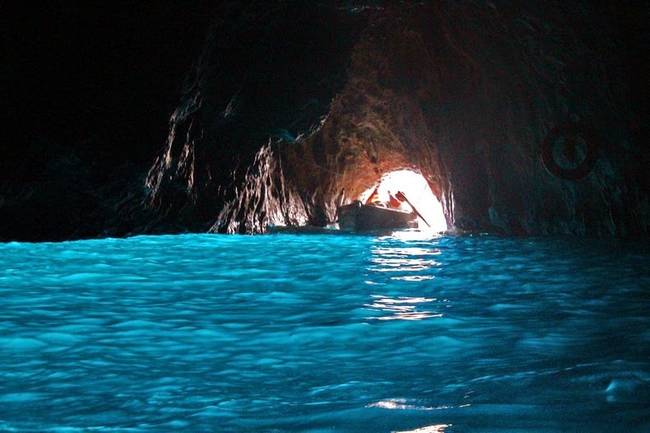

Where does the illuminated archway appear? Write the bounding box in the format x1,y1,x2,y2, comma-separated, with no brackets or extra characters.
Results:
358,169,447,232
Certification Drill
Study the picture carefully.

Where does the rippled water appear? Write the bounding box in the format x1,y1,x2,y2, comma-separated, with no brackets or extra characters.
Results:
1,233,649,433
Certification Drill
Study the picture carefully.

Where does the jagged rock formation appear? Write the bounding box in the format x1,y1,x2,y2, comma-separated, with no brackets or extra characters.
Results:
145,1,647,237
215,142,309,233
144,2,367,233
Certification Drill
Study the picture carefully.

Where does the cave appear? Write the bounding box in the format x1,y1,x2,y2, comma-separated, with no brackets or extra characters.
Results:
3,1,647,240
3,2,649,432
140,1,648,239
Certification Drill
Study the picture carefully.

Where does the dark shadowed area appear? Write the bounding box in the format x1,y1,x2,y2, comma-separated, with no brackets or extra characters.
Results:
2,4,650,432
3,1,213,240
2,1,648,241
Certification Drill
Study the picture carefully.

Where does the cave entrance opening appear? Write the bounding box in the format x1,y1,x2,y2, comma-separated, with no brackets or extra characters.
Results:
357,169,447,232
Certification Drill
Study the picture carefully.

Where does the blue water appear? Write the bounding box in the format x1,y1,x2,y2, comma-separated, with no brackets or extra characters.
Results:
1,233,649,433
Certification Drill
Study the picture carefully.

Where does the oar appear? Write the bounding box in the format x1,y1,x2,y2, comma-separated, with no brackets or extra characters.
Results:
396,191,431,228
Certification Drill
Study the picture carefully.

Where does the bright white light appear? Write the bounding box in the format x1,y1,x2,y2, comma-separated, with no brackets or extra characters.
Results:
359,170,447,233
394,425,451,433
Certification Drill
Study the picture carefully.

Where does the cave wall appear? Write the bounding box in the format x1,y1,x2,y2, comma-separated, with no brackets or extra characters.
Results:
145,1,367,232
146,1,648,238
2,2,213,242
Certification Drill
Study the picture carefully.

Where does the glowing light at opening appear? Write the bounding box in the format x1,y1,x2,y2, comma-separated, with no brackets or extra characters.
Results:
359,169,447,232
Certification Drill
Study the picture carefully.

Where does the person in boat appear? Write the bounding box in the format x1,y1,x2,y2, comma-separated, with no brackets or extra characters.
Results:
365,186,385,207
388,190,403,208
365,186,410,212
389,190,411,212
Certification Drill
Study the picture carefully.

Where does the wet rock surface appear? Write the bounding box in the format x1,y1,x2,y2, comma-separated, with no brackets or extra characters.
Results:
145,1,647,237
145,1,367,232
3,1,647,240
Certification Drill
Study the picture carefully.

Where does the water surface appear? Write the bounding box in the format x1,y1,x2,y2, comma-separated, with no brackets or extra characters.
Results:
1,233,649,432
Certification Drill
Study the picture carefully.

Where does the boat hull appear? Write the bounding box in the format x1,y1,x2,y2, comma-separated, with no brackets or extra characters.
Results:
338,202,417,232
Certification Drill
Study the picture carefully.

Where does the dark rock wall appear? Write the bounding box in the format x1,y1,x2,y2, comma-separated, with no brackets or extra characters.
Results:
2,2,213,241
146,1,647,237
4,1,645,241
145,2,367,232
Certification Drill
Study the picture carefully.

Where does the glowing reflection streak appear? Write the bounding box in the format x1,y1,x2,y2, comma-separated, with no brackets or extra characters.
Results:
375,312,442,321
390,275,434,281
369,257,436,266
368,399,426,410
364,238,444,319
384,229,445,241
368,256,439,272
394,425,451,433
372,247,442,256
371,296,435,304
367,399,456,411
365,295,441,321
366,400,452,433
368,246,441,282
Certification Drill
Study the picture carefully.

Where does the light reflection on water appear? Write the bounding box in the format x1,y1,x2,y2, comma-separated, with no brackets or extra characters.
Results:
365,235,444,321
365,295,441,321
0,233,649,432
394,424,450,433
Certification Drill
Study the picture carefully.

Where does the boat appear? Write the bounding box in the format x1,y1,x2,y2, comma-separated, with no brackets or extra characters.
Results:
337,201,417,232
